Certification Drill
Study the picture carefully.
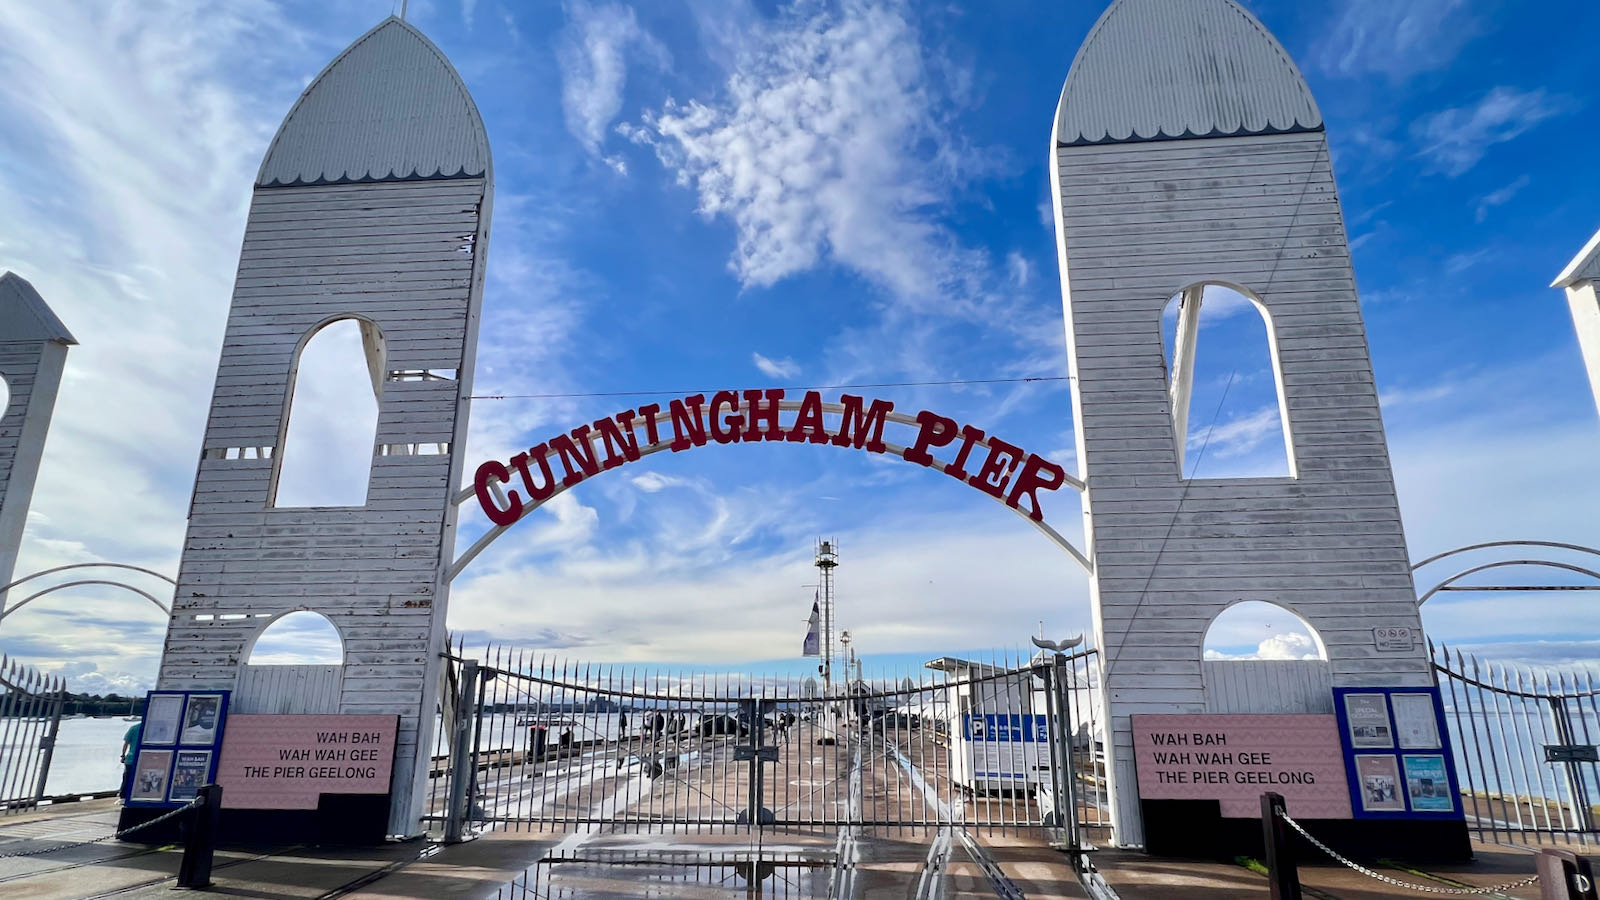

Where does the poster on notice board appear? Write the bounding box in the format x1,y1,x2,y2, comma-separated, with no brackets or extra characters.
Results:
1344,694,1393,748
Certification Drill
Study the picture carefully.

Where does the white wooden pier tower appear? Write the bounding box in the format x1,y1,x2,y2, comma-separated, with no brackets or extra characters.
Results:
155,18,492,835
1050,0,1431,845
1553,229,1600,420
0,273,76,601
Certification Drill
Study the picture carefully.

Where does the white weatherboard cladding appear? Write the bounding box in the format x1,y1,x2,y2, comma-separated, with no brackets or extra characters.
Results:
1056,0,1321,146
1203,660,1334,714
159,176,490,836
0,272,77,344
1554,228,1600,420
257,18,489,186
0,274,73,599
1052,130,1428,848
235,664,344,714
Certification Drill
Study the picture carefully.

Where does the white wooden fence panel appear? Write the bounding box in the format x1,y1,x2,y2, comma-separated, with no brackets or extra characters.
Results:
234,665,344,714
1202,660,1334,714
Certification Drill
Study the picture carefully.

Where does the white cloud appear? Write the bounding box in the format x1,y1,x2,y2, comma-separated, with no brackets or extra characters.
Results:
1378,382,1456,410
630,471,689,493
637,0,984,304
557,1,668,173
1475,174,1531,223
1413,87,1572,177
0,1,314,683
1311,0,1475,80
1188,405,1284,463
448,521,1089,663
1006,251,1032,287
461,0,478,28
752,352,800,380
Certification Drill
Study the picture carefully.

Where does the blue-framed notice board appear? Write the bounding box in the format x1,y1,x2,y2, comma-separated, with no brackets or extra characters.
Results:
1332,686,1463,820
125,690,231,808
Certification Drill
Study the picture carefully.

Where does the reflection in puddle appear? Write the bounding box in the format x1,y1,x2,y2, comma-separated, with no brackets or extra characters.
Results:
497,850,830,899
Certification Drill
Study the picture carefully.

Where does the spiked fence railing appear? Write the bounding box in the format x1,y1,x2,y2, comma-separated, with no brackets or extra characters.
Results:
426,639,1109,842
0,655,67,813
1433,640,1600,846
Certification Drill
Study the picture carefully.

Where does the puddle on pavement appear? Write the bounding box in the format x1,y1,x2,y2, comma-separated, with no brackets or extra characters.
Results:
496,850,831,899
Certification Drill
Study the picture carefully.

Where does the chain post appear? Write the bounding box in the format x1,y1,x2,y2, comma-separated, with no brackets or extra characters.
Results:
444,659,479,842
1537,848,1597,900
1261,792,1301,900
176,783,222,889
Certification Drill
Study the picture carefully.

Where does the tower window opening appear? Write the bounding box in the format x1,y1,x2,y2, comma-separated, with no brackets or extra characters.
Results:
272,317,385,507
1162,283,1295,479
1203,601,1326,661
247,610,344,666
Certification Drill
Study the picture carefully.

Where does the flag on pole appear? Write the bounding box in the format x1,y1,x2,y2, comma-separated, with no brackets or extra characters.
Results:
802,592,821,657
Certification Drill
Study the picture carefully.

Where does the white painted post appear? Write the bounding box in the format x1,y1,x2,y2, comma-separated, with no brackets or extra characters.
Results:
1167,284,1203,474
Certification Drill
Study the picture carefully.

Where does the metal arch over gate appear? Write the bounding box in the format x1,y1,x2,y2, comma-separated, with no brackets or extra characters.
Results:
429,644,1108,843
449,391,1091,580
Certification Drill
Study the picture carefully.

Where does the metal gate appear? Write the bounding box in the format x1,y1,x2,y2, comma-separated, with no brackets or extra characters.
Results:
0,656,66,814
429,643,1107,844
1433,641,1599,846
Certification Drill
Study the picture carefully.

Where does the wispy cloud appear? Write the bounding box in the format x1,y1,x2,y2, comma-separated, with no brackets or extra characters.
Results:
1311,0,1476,80
752,352,800,379
1189,405,1285,463
1475,174,1531,223
1413,87,1572,177
633,0,983,304
1006,251,1032,287
557,1,668,174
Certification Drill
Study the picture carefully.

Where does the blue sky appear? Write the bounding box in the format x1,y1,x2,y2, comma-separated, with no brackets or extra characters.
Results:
0,0,1597,693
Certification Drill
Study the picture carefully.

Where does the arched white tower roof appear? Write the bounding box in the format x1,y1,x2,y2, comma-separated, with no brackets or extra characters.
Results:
1055,0,1322,146
1553,227,1600,288
257,17,490,187
0,272,76,345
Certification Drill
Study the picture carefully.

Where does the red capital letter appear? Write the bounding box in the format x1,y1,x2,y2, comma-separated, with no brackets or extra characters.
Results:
833,394,893,453
1007,453,1066,522
474,460,522,527
968,437,1024,500
709,391,744,444
742,389,785,442
902,410,957,467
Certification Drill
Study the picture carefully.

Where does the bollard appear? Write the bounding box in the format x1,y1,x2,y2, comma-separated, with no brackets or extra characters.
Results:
1538,848,1598,900
176,783,222,890
1260,792,1301,900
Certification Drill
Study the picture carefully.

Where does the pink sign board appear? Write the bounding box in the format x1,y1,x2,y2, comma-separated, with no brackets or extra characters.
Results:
216,714,398,810
1132,714,1352,819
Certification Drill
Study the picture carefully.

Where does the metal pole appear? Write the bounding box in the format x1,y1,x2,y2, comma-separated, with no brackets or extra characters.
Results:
1057,655,1081,849
1261,792,1301,900
1550,695,1597,834
176,783,222,889
444,659,478,843
30,679,64,805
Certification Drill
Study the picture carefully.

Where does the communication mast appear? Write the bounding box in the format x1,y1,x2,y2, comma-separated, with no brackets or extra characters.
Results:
815,539,838,698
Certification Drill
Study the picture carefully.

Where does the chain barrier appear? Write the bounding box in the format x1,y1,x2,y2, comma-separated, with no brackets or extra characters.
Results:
1276,808,1541,896
0,799,202,861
